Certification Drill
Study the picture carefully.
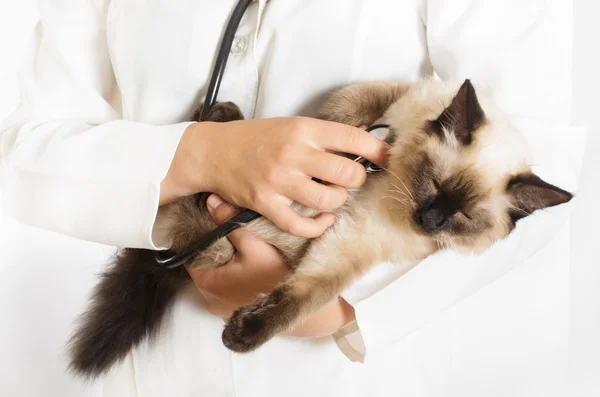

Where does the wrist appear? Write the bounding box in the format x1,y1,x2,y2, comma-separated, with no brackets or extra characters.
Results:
159,122,219,205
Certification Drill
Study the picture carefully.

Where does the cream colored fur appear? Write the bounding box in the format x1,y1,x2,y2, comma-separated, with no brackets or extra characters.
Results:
152,78,570,352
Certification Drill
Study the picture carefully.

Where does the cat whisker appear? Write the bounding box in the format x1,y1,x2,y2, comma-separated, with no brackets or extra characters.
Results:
381,195,408,203
396,179,414,201
388,184,409,198
385,188,410,200
384,171,414,201
380,195,409,206
384,189,414,204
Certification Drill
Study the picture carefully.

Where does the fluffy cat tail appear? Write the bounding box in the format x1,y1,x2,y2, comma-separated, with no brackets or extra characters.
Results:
67,248,190,378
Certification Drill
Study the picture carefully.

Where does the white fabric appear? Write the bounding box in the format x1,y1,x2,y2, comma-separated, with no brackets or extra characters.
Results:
0,0,587,396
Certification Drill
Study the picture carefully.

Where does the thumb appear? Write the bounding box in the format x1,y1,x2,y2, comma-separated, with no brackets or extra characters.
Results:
206,194,239,225
205,194,255,250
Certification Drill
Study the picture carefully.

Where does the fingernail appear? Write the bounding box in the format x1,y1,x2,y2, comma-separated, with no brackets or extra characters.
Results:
207,194,224,210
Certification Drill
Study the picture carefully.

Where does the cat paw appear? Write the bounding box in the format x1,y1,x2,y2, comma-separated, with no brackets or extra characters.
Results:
222,294,272,353
222,290,297,353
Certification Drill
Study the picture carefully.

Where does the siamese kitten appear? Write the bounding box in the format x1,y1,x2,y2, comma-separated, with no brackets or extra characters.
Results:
69,78,573,378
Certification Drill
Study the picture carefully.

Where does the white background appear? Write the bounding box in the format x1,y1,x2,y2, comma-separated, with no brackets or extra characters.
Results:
0,1,598,396
569,1,600,395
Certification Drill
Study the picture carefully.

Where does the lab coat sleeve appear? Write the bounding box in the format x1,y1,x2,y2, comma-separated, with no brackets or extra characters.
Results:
340,0,575,359
0,0,193,249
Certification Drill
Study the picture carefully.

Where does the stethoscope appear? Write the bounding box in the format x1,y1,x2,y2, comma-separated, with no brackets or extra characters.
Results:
154,0,392,269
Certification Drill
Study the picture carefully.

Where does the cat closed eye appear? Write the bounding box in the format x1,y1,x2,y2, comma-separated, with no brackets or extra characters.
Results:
456,211,472,221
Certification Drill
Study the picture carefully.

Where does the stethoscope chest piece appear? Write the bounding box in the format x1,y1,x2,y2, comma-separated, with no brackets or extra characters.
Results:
351,124,393,173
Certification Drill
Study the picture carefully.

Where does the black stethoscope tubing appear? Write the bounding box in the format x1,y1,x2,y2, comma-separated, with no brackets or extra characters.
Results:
199,0,254,121
155,0,258,269
155,0,390,269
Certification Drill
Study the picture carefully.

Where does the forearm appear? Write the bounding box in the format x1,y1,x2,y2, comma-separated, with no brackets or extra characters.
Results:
1,118,191,249
160,122,205,206
159,121,233,206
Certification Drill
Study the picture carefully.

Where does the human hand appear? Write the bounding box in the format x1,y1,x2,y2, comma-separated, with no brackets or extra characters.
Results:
164,117,389,238
186,194,355,338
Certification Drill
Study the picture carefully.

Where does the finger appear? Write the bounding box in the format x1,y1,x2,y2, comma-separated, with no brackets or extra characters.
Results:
206,194,239,225
259,199,336,238
281,175,348,210
313,123,390,168
185,262,213,290
197,289,236,318
226,226,266,254
298,148,367,189
186,259,242,293
205,193,254,250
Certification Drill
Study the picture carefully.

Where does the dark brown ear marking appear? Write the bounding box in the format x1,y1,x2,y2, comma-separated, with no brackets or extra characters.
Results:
507,172,574,223
429,79,485,144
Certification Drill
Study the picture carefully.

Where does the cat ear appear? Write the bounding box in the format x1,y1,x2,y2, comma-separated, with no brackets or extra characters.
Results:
506,172,573,223
432,79,485,144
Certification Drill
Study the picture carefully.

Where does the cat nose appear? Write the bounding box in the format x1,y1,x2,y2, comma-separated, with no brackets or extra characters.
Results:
416,205,450,233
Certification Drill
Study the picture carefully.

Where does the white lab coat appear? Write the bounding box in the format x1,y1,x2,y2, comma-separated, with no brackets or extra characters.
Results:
0,0,586,396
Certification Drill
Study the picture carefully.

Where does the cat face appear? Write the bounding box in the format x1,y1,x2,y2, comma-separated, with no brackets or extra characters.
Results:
381,79,573,252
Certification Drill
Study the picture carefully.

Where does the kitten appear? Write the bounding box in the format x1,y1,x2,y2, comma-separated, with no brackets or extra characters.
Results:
68,78,573,378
